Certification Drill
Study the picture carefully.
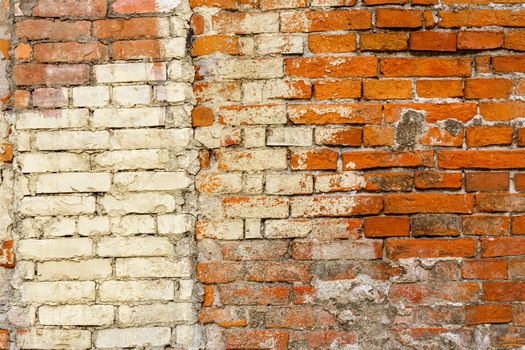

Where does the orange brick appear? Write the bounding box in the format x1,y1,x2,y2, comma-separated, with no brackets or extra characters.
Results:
483,281,525,302
462,215,509,236
291,149,338,170
415,171,462,189
112,0,160,13
410,32,456,51
192,106,215,127
360,32,408,51
504,32,525,51
465,305,512,325
438,10,525,28
481,237,525,257
416,80,463,98
285,57,377,78
466,126,513,147
512,216,525,235
364,216,410,237
493,55,525,73
199,307,247,328
380,58,471,77
0,144,13,163
384,103,477,123
461,260,508,280
384,193,474,214
13,90,30,109
192,36,239,56
376,9,422,28
475,56,491,74
14,43,31,61
479,101,525,121
466,172,510,192
308,34,356,53
314,80,361,100
281,10,371,32
387,239,477,259
33,42,108,63
458,31,504,50
112,39,161,60
418,127,463,147
439,150,525,169
363,79,412,99
190,0,237,8
362,126,395,147
464,78,513,99
343,151,434,170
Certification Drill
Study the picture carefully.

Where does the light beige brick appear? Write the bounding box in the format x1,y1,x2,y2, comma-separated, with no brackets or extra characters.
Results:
110,128,192,150
114,171,191,191
267,127,313,146
35,131,109,151
95,327,171,348
99,193,177,214
72,86,109,107
20,196,95,216
93,107,165,128
266,173,313,195
95,62,166,83
35,173,111,193
37,259,112,281
16,109,88,129
99,280,174,302
17,329,91,350
18,238,92,260
110,215,156,235
118,302,194,326
93,149,169,170
265,219,312,238
112,85,151,106
20,281,95,303
78,216,110,236
116,257,191,278
17,153,90,173
97,237,173,257
196,220,244,240
39,305,114,326
158,214,194,234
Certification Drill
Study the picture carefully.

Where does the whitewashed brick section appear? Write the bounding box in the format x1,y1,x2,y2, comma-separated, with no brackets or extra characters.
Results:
37,259,112,281
18,238,92,260
154,83,188,102
116,257,192,278
266,173,313,195
220,105,287,125
16,109,89,129
99,280,174,302
20,196,95,216
110,128,192,150
95,327,171,348
267,127,313,146
164,37,187,57
93,107,165,128
118,302,193,325
196,220,244,240
95,62,167,83
199,58,284,80
39,305,114,326
20,281,95,303
17,329,91,350
72,86,109,107
112,85,152,106
35,131,109,150
35,173,111,193
17,153,90,173
100,192,178,214
114,171,191,191
158,214,194,234
92,149,169,170
78,216,110,236
110,215,156,235
97,237,174,257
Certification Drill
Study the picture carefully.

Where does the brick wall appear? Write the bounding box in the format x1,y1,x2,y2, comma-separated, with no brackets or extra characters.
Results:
0,0,522,348
192,0,525,349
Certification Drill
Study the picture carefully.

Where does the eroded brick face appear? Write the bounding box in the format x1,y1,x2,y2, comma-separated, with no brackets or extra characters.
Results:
0,0,522,348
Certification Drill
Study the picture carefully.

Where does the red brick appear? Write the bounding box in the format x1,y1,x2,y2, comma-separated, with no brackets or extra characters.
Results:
363,79,412,99
225,330,288,350
438,150,525,169
481,237,525,257
362,126,395,147
13,64,89,86
94,18,161,39
219,284,291,305
483,282,525,301
410,32,456,51
384,103,477,123
196,262,245,283
376,9,422,28
384,193,474,214
493,55,525,73
291,149,338,170
308,34,356,53
464,78,513,99
465,305,512,325
461,260,508,280
281,10,371,32
462,215,509,236
380,58,471,77
32,0,106,17
479,101,525,121
343,151,434,170
510,261,525,279
466,172,509,192
32,88,68,108
363,216,410,237
458,31,504,50
315,127,362,146
504,32,525,51
112,0,163,13
364,172,414,192
16,19,91,41
415,80,463,98
360,32,408,51
113,40,162,60
415,171,462,189
33,42,108,63
198,307,247,328
386,239,477,259
389,282,479,303
314,80,362,100
285,57,377,78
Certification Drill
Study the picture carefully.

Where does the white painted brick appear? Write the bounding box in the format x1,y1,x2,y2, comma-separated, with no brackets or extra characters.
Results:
195,125,241,149
21,217,76,238
112,85,151,106
245,218,262,239
178,280,194,301
200,58,284,79
72,86,109,107
242,81,264,103
20,196,95,216
37,259,112,281
17,329,91,350
95,62,166,83
114,171,191,191
99,280,174,302
93,149,169,171
39,305,114,326
118,302,193,326
93,107,165,128
95,327,171,348
196,220,243,240
35,173,111,193
243,127,266,148
267,127,313,146
243,174,264,194
97,237,173,257
16,109,88,129
17,153,90,173
168,60,194,81
116,257,191,278
18,238,92,260
315,172,365,193
176,324,196,348
110,215,156,235
154,83,187,102
219,105,287,125
163,37,186,57
20,281,95,303
266,173,313,195
255,34,303,55
100,192,177,214
158,214,194,234
78,216,110,236
215,12,279,34
110,128,192,150
35,131,109,150
265,219,312,238
216,149,288,171
196,173,243,194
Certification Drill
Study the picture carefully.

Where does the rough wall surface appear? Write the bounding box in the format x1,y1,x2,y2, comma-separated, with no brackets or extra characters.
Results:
0,0,523,349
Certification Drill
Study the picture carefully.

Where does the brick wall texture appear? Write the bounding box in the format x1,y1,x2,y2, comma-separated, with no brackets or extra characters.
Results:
0,0,522,349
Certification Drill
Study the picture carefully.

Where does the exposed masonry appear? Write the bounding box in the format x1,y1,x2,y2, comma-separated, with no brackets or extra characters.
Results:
0,0,524,349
